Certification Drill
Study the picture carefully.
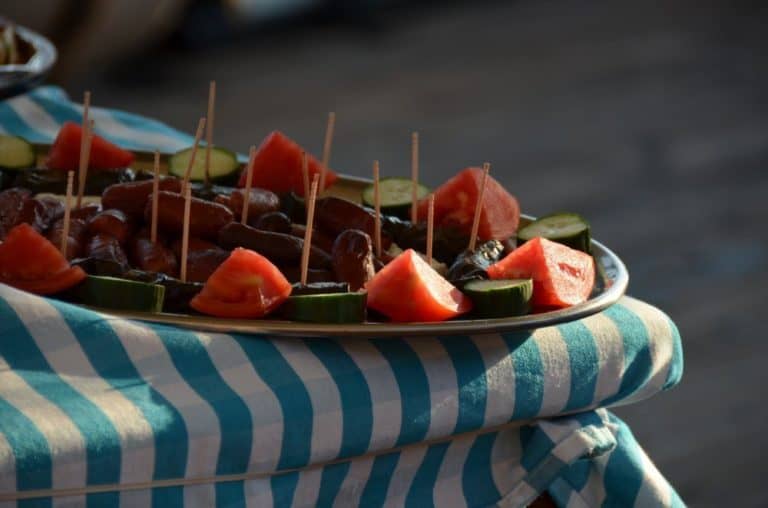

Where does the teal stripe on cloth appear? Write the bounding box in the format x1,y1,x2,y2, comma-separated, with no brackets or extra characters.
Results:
602,415,650,507
48,300,189,484
504,332,544,419
271,470,300,508
0,102,48,142
405,441,450,508
370,339,431,447
150,486,184,508
462,432,502,507
664,318,684,390
558,321,600,411
602,304,653,406
359,452,400,508
214,480,245,508
316,461,350,507
0,398,51,499
0,299,122,500
438,336,487,434
305,338,373,459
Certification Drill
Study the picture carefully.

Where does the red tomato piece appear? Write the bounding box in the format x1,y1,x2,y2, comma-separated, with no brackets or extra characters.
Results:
236,131,338,196
0,223,86,295
47,121,135,171
487,237,595,308
417,167,520,241
190,247,292,318
365,248,472,322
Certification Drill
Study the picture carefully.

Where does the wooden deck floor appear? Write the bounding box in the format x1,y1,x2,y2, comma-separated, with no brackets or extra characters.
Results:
66,1,768,505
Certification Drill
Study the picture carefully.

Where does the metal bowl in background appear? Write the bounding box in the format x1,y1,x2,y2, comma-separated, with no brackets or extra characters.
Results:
0,23,57,99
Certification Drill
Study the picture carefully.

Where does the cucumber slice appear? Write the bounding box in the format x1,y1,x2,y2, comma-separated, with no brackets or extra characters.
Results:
279,292,366,323
517,213,591,253
362,177,430,219
169,146,240,184
291,282,350,296
463,278,532,318
61,275,166,313
0,135,35,169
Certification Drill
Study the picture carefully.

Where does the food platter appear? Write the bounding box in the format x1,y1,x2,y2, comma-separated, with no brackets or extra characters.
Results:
0,22,57,99
50,147,628,338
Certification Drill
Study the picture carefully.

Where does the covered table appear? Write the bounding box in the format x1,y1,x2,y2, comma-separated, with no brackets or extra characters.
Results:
0,88,685,507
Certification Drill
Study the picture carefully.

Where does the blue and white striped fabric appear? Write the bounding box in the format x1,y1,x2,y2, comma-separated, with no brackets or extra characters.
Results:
0,88,685,507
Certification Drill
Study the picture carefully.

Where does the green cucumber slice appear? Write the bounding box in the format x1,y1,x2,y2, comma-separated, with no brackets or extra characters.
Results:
290,282,350,296
517,213,591,253
362,177,430,219
62,275,166,313
463,278,532,318
279,292,366,323
169,146,240,184
0,134,35,169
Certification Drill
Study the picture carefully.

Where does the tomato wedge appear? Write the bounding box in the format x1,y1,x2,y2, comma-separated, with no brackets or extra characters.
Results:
417,167,520,241
47,121,135,171
365,248,472,322
236,131,338,196
487,237,595,308
190,247,292,318
0,223,86,295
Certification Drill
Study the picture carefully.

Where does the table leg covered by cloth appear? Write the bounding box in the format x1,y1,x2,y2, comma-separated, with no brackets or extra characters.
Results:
0,88,685,507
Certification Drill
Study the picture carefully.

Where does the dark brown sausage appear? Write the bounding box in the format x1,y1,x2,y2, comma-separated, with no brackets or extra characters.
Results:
315,197,391,249
130,237,179,276
86,234,129,271
255,211,292,234
290,224,335,254
214,188,281,224
87,209,133,245
102,177,182,219
279,266,337,284
146,191,234,241
47,217,87,260
331,229,376,291
0,188,32,240
69,203,102,222
170,236,219,258
10,196,63,234
219,222,332,269
185,248,230,283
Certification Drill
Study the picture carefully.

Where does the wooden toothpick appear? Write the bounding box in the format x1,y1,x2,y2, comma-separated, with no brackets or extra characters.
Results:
150,150,160,244
373,160,382,258
241,145,256,224
204,81,216,186
427,194,435,265
301,150,310,199
300,174,320,286
182,117,207,194
320,111,335,191
76,119,94,209
180,185,192,283
411,131,419,223
468,162,490,252
60,171,75,256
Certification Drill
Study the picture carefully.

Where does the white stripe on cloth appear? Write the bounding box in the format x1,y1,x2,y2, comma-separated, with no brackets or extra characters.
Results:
490,424,527,497
290,464,322,508
578,461,608,506
404,337,459,440
272,339,343,465
183,482,215,508
0,429,16,494
561,483,591,508
6,95,60,138
618,298,676,407
195,332,284,473
432,430,473,508
338,340,402,452
0,360,86,491
332,454,375,508
52,494,86,508
580,313,625,406
244,476,274,508
381,444,429,508
117,487,151,508
533,327,572,416
107,319,221,480
498,480,540,508
634,440,672,507
86,108,191,152
7,294,156,487
474,333,517,427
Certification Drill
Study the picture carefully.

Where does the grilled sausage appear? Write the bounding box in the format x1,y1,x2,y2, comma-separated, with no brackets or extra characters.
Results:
86,234,129,271
315,197,391,249
146,191,234,241
214,188,280,224
254,211,292,234
0,188,32,240
219,222,332,269
289,224,335,254
185,248,230,283
130,236,179,276
47,217,87,260
87,209,133,244
102,177,182,219
279,266,337,284
170,236,219,258
331,229,376,291
69,203,101,221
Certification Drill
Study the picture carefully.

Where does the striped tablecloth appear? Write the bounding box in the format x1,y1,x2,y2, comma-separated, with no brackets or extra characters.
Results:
0,88,685,507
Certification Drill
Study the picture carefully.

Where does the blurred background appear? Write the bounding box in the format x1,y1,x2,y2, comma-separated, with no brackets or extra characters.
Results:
6,0,768,505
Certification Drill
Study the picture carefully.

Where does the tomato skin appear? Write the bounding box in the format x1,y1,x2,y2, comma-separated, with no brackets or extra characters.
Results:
47,122,135,171
487,237,594,308
190,247,292,318
365,248,472,322
236,131,338,196
0,223,86,295
417,167,520,241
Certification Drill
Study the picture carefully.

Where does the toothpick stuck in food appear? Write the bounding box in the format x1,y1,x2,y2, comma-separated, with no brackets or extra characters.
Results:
204,81,216,186
300,174,320,286
411,131,419,223
301,150,310,199
468,162,490,252
180,185,192,283
320,111,335,192
150,150,160,244
427,194,435,265
373,160,382,258
76,119,94,209
182,117,207,194
241,145,256,224
60,171,75,256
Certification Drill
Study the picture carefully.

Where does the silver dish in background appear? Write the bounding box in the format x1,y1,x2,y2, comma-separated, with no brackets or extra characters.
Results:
0,23,57,99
